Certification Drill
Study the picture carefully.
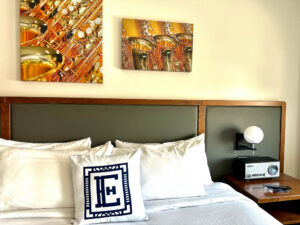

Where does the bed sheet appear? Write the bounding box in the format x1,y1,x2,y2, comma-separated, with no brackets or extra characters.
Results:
0,218,72,225
0,183,282,225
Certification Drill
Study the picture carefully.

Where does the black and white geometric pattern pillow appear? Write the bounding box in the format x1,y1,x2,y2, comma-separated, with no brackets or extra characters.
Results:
70,150,147,225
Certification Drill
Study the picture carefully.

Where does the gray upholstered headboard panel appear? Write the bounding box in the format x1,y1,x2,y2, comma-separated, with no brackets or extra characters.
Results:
0,97,286,181
205,106,282,180
11,104,198,147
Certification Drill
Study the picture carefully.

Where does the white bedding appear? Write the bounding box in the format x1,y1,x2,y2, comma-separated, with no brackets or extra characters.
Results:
0,183,282,225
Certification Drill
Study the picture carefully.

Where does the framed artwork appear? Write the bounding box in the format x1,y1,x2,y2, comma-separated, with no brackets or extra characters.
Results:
122,18,194,72
20,0,103,83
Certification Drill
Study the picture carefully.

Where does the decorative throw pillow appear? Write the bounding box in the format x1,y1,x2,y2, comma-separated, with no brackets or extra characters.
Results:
0,142,113,211
0,137,92,151
70,150,148,225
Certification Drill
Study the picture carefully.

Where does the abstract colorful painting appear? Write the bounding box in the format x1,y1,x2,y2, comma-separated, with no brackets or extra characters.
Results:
20,0,103,83
122,18,193,72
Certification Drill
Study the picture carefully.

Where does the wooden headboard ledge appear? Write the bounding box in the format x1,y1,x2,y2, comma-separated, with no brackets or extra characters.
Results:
0,97,286,174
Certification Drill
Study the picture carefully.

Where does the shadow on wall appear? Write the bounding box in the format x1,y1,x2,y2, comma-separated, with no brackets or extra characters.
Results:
259,1,300,179
112,16,123,69
298,58,300,178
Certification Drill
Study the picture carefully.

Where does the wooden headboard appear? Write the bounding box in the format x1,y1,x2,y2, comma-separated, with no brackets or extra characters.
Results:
0,97,286,179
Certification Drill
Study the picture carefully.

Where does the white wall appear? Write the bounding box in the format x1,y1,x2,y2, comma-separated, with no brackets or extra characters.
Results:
0,0,300,177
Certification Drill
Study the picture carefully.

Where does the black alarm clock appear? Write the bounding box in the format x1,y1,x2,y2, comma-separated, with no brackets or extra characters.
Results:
233,156,280,180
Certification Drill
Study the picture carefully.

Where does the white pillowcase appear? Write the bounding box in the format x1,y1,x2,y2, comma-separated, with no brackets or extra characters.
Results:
111,135,208,200
115,134,204,148
116,134,213,186
0,142,113,211
0,137,92,151
115,140,160,148
70,150,148,225
115,135,203,148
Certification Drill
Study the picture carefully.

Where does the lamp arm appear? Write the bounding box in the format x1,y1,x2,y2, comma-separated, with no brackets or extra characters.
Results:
237,144,256,150
235,133,257,151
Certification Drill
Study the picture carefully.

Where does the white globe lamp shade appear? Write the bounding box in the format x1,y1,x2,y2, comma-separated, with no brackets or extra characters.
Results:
243,126,264,144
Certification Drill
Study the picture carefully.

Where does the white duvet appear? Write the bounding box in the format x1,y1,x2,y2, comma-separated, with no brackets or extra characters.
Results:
0,183,282,225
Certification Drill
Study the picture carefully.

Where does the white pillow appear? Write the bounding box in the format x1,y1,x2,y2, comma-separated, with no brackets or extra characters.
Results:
115,134,204,148
0,137,92,150
111,135,208,200
0,142,113,211
115,140,160,148
116,134,212,186
70,150,148,225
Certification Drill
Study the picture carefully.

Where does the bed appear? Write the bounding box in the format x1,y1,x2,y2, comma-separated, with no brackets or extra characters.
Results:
0,183,282,225
0,97,286,225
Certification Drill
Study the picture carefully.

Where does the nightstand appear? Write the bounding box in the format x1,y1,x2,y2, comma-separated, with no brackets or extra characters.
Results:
223,174,300,225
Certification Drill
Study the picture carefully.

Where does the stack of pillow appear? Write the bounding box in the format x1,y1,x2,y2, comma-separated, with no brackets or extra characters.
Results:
0,134,212,225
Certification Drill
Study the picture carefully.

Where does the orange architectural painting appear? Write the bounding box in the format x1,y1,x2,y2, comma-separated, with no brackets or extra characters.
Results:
20,0,103,83
122,18,194,72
